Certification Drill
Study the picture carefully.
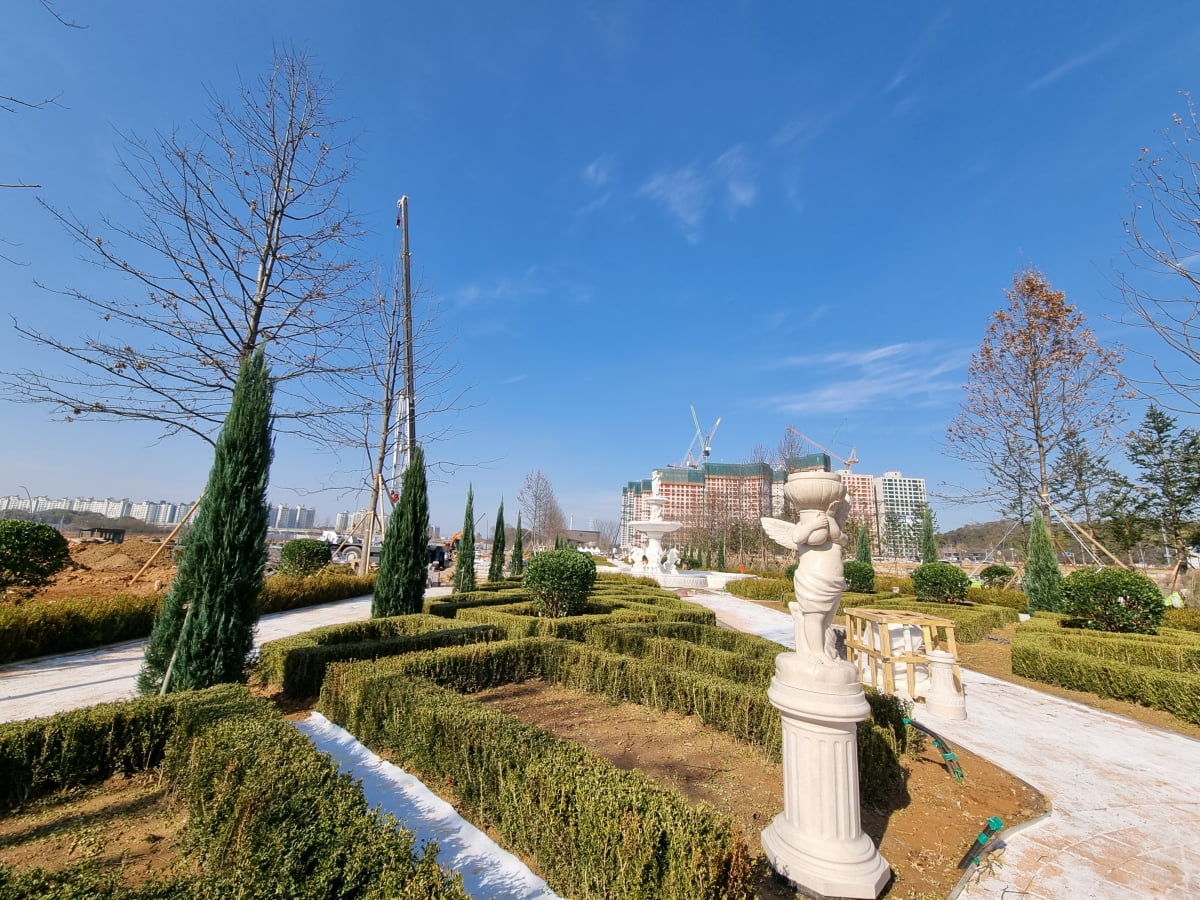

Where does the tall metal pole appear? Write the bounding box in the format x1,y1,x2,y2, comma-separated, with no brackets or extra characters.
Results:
398,196,417,468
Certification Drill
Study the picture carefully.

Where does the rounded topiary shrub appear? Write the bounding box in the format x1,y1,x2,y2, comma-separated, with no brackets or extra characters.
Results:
0,519,71,600
523,548,597,618
911,562,971,603
979,564,1015,589
277,538,333,577
1062,567,1165,634
843,560,875,593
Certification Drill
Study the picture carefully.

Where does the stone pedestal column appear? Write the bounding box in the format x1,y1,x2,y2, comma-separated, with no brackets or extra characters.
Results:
761,665,891,899
923,649,967,720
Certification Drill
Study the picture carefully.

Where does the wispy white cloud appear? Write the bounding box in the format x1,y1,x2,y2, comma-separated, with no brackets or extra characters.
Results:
450,266,549,307
765,341,970,414
886,6,953,93
583,155,614,188
1022,33,1127,94
501,373,528,385
639,144,759,241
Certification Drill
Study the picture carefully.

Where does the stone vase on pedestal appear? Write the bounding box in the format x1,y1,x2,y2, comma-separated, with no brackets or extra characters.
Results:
761,472,891,899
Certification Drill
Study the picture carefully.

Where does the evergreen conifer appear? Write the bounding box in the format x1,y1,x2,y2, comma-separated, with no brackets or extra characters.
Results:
453,485,476,593
488,500,506,582
920,505,938,564
855,526,872,564
138,348,273,694
511,511,524,575
716,538,726,571
1025,509,1064,612
373,445,429,617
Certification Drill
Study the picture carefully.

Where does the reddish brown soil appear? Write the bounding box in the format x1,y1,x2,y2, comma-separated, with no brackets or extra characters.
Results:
7,540,176,605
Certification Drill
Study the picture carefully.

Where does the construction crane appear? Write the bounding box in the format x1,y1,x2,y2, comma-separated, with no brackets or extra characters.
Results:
787,426,860,472
671,406,722,469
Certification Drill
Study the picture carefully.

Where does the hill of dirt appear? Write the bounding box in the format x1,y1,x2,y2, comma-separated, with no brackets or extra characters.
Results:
37,540,178,601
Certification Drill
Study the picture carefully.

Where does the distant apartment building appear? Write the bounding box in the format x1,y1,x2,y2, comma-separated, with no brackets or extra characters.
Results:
271,504,316,530
618,456,923,557
0,494,197,526
619,463,773,549
873,471,927,557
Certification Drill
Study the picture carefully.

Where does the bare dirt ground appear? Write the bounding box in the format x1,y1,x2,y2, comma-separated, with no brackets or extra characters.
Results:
469,680,1047,900
21,539,177,603
0,771,188,885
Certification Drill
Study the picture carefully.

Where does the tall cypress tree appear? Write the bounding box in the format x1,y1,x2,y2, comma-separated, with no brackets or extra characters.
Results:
920,505,938,564
488,500,506,582
1025,509,1063,612
855,526,872,563
138,348,273,694
453,485,476,593
511,511,524,576
373,445,429,617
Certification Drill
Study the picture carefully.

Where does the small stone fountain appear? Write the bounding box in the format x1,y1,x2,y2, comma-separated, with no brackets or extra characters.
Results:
626,492,708,588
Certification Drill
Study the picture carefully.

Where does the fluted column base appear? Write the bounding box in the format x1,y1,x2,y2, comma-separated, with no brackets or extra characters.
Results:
761,659,891,899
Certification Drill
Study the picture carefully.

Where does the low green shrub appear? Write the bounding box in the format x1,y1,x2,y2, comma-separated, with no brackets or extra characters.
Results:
1012,632,1200,725
320,662,754,900
1165,608,1200,633
321,636,908,807
0,684,263,813
423,587,528,618
253,614,502,696
911,562,971,603
165,710,468,899
1,686,469,898
595,571,660,587
0,573,376,666
0,519,71,600
726,577,791,604
0,592,160,665
979,564,1015,588
966,585,1028,612
844,561,875,593
523,549,597,617
277,538,332,577
260,572,375,613
1062,567,1165,634
874,574,914,594
1012,624,1200,673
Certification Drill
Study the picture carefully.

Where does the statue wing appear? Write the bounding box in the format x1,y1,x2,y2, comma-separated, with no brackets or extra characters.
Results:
761,517,798,551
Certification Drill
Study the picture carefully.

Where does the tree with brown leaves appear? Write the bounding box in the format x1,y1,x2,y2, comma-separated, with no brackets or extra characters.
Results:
946,269,1127,521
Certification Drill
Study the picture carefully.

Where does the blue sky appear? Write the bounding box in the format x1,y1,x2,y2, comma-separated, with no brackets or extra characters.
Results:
1,2,1195,534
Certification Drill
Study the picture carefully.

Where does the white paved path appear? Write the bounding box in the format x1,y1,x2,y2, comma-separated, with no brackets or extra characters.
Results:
682,590,1200,900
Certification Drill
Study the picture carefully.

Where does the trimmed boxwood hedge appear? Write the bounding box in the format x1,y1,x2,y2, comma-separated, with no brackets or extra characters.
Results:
253,614,503,697
164,708,468,899
0,592,160,665
320,636,908,808
321,657,754,900
725,577,792,604
966,585,1028,612
1,573,377,665
0,683,261,813
0,685,468,899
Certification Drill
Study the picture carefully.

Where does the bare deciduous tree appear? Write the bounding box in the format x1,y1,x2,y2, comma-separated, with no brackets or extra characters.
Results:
1119,94,1200,413
5,50,367,443
946,269,1127,520
518,470,566,549
594,518,622,551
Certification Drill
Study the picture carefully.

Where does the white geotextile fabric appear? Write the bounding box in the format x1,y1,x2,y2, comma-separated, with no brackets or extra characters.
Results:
293,712,560,900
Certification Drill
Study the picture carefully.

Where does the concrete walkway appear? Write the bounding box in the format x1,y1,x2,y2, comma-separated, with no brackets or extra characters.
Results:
682,590,1200,900
0,588,451,723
